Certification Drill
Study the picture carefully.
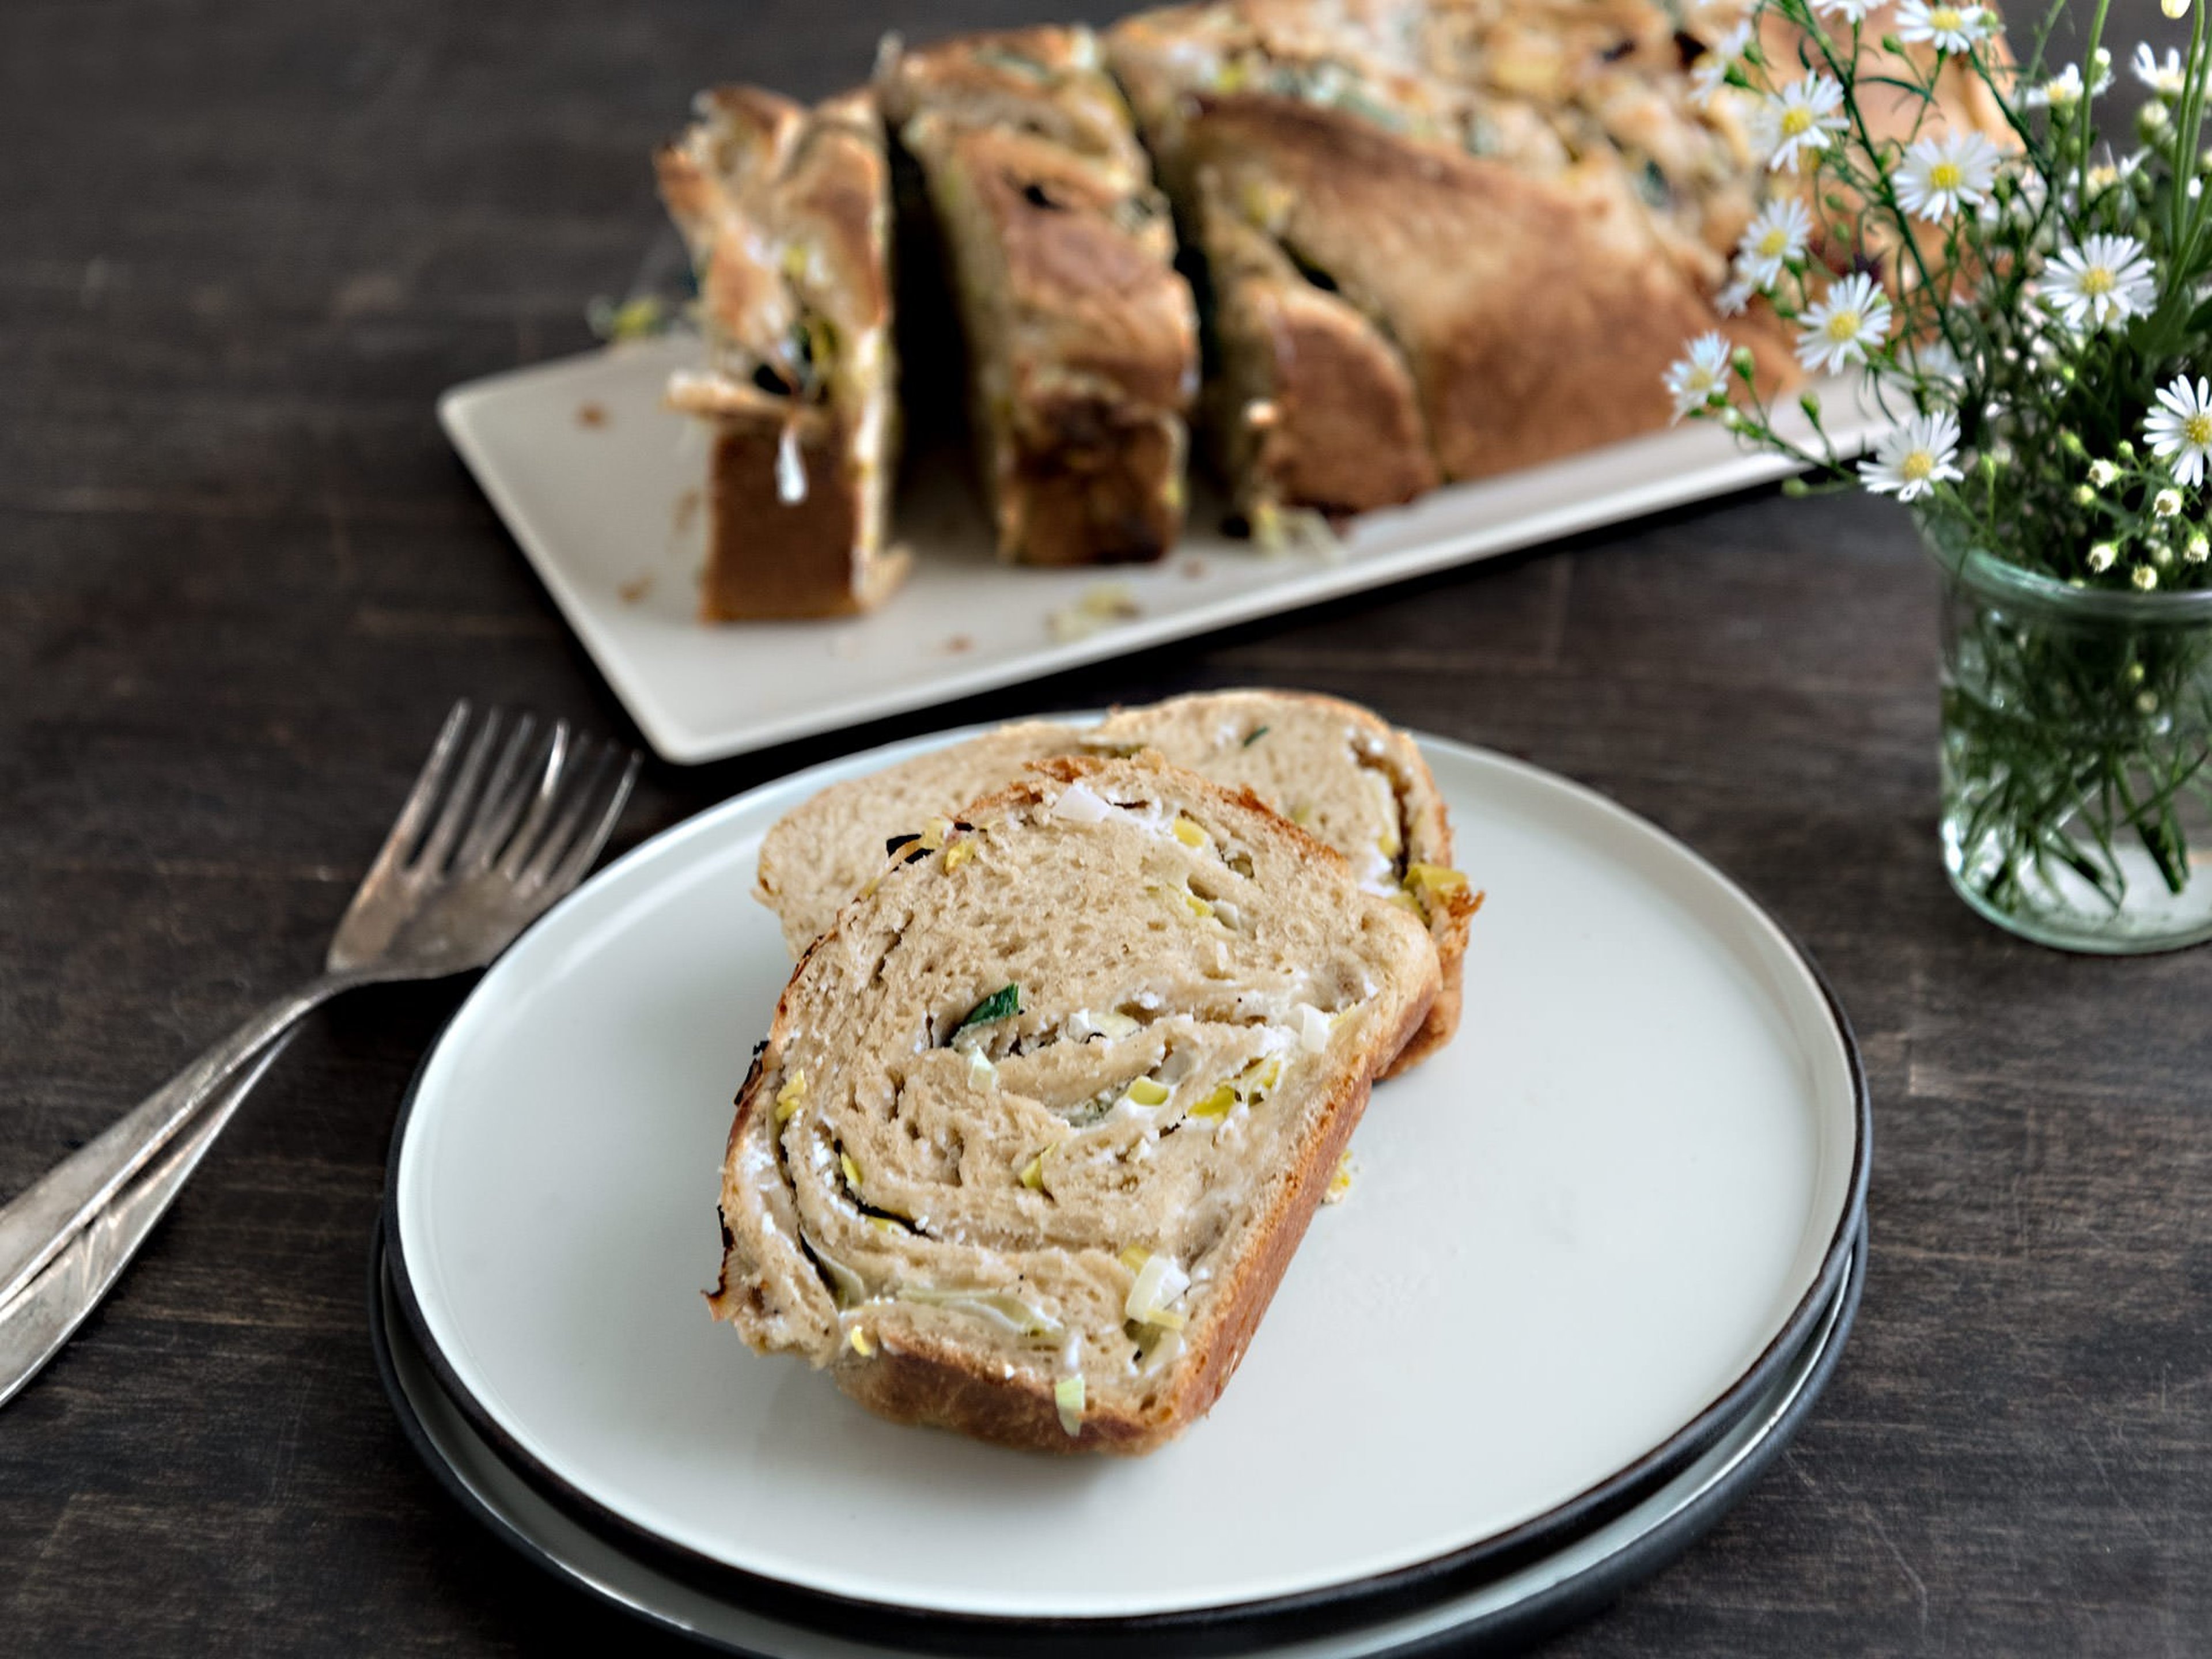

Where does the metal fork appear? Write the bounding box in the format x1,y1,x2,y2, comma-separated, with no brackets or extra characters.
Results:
0,701,639,1317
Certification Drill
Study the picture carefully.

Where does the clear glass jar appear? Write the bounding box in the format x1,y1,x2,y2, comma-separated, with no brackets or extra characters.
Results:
1928,514,2212,953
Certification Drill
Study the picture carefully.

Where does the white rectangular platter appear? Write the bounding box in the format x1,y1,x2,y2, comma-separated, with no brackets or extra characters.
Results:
440,335,1883,764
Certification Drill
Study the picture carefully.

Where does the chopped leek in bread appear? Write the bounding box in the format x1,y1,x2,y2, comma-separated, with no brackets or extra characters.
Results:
711,755,1441,1452
753,691,1479,1074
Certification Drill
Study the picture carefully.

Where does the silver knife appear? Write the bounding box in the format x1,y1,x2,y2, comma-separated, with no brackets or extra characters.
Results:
0,1032,294,1410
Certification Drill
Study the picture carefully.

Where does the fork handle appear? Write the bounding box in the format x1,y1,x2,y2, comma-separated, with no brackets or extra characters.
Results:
0,973,354,1310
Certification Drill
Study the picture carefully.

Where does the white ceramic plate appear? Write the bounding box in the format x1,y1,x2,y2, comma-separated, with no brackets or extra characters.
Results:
371,1222,1863,1657
387,725,1865,1625
440,339,1885,765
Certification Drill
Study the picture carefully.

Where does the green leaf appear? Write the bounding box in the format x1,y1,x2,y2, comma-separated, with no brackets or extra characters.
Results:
955,984,1020,1033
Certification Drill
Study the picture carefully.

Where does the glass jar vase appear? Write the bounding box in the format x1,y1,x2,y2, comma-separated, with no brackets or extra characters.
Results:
1928,514,2212,953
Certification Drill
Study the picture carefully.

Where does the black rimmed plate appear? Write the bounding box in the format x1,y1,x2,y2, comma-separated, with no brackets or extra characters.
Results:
373,1217,1866,1656
381,728,1869,1649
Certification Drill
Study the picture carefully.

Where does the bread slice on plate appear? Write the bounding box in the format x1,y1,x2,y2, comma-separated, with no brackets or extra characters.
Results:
711,755,1441,1453
656,86,907,619
876,28,1199,566
753,690,1478,1074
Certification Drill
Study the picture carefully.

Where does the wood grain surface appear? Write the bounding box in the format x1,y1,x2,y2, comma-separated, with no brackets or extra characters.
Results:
1,2,2203,1654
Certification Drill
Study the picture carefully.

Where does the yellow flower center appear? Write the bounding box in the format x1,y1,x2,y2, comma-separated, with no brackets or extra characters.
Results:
2078,266,2115,297
1824,308,1863,343
1781,107,1815,138
1928,161,1964,191
1901,450,1936,483
1930,7,1965,29
1758,226,1790,256
2186,412,2212,448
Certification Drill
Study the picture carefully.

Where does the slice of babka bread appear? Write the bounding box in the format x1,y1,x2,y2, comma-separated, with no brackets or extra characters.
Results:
876,29,1199,565
711,755,1441,1453
752,691,1478,1074
656,86,907,618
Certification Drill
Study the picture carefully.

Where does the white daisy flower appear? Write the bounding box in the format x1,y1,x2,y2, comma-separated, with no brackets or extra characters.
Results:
2088,459,2120,487
2134,564,2160,591
1688,21,1754,107
1896,2,1993,54
1895,130,2002,222
1664,332,1734,421
2188,534,2209,563
2025,64,2087,109
2145,375,2212,487
2134,44,2187,97
2042,234,2156,332
2155,487,2185,517
1796,272,1893,374
2088,543,2118,573
2082,150,2147,198
1715,276,1754,317
1733,198,1815,289
1858,412,1963,502
1755,74,1848,173
1810,0,1874,19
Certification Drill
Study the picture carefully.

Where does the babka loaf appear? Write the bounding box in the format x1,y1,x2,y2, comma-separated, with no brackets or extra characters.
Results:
656,87,907,619
711,755,1441,1452
753,690,1478,1074
1108,0,1796,531
876,29,1199,565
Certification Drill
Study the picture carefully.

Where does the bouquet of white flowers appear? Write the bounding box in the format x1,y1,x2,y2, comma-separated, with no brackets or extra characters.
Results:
1672,0,2212,950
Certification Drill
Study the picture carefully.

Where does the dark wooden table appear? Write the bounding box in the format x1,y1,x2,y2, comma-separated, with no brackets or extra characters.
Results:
3,2,2205,1653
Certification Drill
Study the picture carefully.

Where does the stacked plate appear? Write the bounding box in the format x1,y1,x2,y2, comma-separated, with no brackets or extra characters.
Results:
373,728,1870,1656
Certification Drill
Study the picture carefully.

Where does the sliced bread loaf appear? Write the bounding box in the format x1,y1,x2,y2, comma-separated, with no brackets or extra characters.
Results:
656,87,907,619
1109,2,1793,497
875,29,1198,565
711,755,1441,1453
753,691,1477,1073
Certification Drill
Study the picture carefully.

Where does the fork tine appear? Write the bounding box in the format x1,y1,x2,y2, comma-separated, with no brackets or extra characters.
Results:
411,707,504,874
456,714,541,873
497,721,573,880
541,749,640,897
518,742,619,889
361,701,472,881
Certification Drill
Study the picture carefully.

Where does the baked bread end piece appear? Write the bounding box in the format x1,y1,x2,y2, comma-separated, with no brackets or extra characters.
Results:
713,754,1440,1453
657,86,906,620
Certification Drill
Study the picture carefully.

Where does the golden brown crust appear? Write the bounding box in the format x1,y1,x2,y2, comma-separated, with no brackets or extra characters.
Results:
882,31,1197,566
876,28,1150,171
1188,94,1792,482
1201,181,1440,516
1385,885,1479,1074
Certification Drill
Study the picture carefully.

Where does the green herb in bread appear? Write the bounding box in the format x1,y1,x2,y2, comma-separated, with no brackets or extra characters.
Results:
711,755,1441,1453
753,691,1479,1073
